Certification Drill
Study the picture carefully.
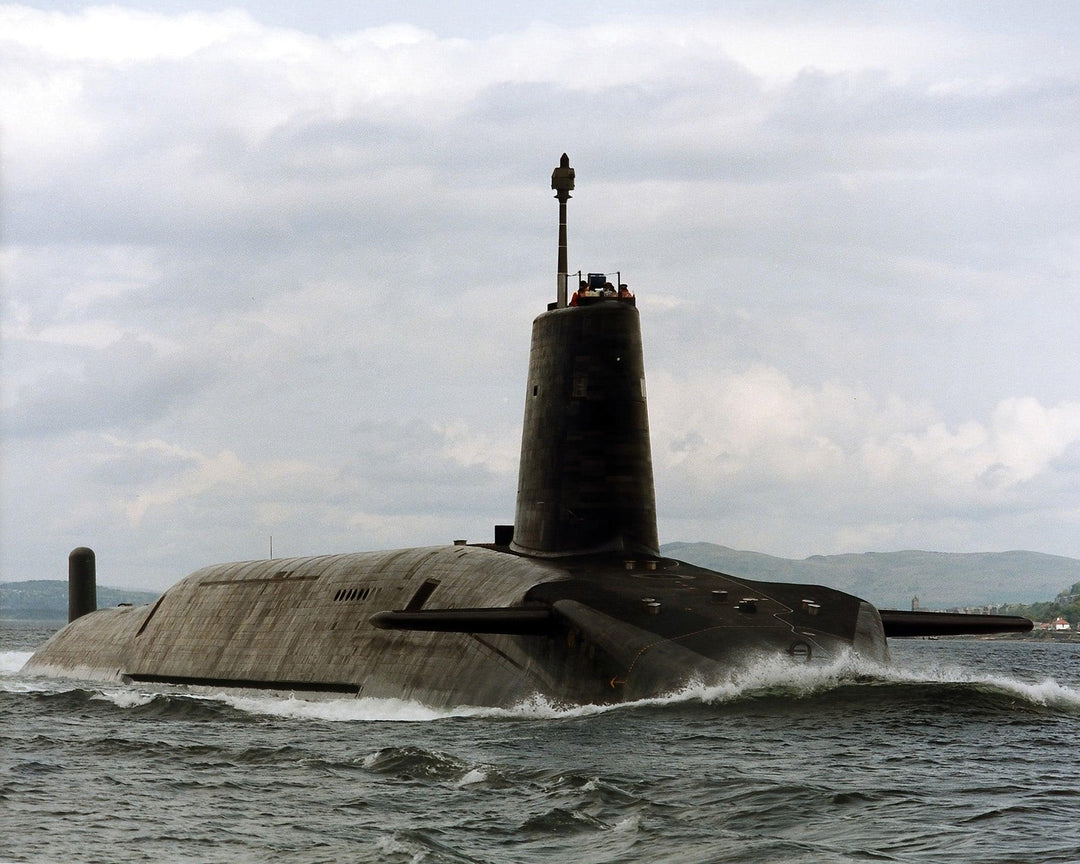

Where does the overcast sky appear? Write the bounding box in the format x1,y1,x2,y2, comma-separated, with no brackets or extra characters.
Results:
3,2,1079,590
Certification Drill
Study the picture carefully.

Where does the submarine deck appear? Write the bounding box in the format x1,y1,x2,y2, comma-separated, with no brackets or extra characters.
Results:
24,544,886,706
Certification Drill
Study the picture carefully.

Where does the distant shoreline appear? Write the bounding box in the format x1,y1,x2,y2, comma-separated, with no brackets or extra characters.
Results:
1,580,159,622
932,630,1080,643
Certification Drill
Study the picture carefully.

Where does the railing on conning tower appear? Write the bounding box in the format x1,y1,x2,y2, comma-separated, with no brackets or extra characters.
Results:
547,271,636,311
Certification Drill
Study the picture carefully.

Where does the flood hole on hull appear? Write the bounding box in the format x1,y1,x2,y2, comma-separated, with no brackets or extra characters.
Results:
788,641,812,661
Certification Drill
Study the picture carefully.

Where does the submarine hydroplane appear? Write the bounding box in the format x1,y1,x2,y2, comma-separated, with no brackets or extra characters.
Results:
23,155,1032,706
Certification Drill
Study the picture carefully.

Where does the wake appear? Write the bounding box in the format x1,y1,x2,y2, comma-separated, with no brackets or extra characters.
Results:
5,646,1079,720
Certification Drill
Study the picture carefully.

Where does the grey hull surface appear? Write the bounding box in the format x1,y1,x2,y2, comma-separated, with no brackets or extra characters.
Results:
24,544,887,707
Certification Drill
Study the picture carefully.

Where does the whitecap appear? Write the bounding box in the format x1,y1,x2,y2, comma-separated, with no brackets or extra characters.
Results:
89,689,157,709
455,767,489,787
0,650,34,676
611,814,642,834
212,692,502,722
878,655,1080,710
7,644,1078,719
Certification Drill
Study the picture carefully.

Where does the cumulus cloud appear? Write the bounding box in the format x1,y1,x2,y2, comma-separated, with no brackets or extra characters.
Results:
868,398,1080,498
4,332,216,436
112,441,274,528
2,2,1079,587
655,367,1080,501
653,365,1080,554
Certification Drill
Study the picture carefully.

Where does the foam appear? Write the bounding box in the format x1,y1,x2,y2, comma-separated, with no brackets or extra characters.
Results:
455,767,489,787
173,650,1080,720
0,650,33,676
89,689,157,709
5,647,1079,717
880,655,1080,710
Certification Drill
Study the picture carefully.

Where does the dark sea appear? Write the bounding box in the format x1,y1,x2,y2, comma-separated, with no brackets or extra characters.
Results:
3,620,1079,864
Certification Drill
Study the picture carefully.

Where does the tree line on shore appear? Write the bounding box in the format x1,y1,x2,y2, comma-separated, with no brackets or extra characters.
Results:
998,582,1080,628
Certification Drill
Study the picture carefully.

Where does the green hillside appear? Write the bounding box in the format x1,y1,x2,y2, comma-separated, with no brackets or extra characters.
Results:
0,580,159,621
7,545,1080,619
660,543,1080,609
1000,583,1080,628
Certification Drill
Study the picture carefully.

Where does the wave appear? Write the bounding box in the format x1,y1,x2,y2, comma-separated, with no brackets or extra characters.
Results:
864,655,1080,713
4,648,1079,720
664,651,1080,715
362,745,483,782
0,650,33,676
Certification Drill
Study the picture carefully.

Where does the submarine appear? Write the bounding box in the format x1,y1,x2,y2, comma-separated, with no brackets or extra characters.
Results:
23,155,1031,706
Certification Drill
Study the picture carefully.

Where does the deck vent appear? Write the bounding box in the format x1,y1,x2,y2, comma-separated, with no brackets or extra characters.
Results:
334,587,374,602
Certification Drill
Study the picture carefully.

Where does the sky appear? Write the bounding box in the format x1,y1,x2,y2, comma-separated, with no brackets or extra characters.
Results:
2,1,1079,591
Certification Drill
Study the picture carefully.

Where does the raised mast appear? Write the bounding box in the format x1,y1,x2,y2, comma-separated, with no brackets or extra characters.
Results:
551,153,575,308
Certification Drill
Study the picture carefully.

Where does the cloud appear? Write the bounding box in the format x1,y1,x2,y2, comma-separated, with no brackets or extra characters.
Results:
2,3,1080,587
3,331,217,436
868,398,1080,499
96,435,319,527
652,364,1080,554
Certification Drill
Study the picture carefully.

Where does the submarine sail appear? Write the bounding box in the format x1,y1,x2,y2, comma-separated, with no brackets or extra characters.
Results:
512,297,658,559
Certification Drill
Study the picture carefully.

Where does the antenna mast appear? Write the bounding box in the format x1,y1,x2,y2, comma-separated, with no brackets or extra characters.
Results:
551,153,575,308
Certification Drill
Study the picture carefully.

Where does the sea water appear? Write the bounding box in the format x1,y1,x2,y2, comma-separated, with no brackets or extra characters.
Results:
3,620,1079,863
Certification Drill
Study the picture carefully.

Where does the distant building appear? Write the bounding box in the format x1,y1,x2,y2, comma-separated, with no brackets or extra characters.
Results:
911,595,919,611
1051,617,1071,631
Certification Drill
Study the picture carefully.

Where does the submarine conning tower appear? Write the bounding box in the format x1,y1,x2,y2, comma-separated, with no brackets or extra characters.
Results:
510,155,659,559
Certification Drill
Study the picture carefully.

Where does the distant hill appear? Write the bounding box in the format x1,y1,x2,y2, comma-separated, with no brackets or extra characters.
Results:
5,546,1078,618
0,580,159,621
660,543,1080,609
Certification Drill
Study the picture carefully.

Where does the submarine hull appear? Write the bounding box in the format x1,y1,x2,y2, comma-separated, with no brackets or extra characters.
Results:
24,544,887,707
